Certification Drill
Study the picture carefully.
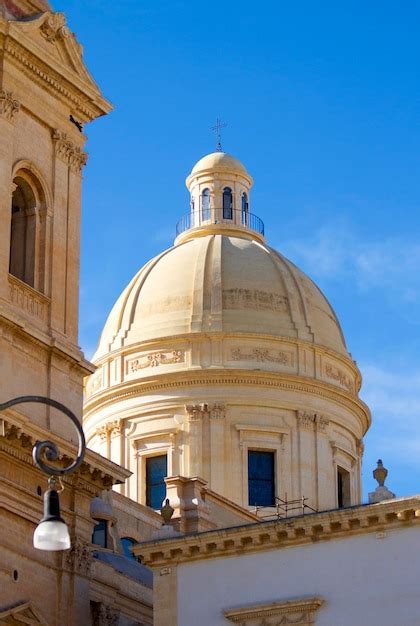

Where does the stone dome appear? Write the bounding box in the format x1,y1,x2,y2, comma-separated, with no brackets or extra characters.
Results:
94,235,347,362
189,151,250,179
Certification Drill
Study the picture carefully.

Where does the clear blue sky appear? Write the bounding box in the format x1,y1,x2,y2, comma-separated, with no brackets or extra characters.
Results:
55,0,420,499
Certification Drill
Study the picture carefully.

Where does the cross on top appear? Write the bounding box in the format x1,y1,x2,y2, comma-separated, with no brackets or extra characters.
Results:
211,118,227,152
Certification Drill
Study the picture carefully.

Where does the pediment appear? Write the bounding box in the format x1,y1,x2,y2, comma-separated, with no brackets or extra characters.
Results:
9,12,103,96
0,601,48,625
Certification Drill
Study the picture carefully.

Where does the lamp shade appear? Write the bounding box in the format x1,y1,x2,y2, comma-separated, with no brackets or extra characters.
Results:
33,486,71,551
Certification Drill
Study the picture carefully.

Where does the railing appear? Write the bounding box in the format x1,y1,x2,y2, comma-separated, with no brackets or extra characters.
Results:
254,495,318,520
176,208,265,237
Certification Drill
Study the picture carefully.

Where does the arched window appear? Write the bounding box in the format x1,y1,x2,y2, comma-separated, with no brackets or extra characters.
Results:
9,169,48,293
201,188,210,221
241,192,249,226
121,537,137,560
9,176,37,287
222,187,233,219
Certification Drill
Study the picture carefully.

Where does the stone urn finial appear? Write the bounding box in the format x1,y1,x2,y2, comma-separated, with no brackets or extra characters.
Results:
369,459,395,504
161,498,174,525
373,459,388,487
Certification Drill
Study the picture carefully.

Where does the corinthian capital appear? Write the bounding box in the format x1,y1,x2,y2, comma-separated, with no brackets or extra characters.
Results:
52,129,88,173
0,91,21,123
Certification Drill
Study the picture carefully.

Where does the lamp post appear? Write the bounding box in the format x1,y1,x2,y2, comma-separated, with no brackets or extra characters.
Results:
0,396,86,551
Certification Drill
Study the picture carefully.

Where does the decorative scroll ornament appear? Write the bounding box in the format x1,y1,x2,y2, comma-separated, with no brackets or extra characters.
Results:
65,537,92,575
129,350,184,372
231,347,293,366
52,130,88,172
325,364,353,393
40,12,69,43
0,90,21,122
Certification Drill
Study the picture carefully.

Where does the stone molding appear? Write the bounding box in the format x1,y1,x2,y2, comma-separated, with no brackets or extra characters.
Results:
0,90,21,122
134,496,420,567
95,419,124,440
224,597,324,625
52,129,87,172
84,371,370,434
297,411,330,433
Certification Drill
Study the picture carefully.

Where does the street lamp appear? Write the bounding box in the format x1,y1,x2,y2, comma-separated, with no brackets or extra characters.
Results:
0,396,86,551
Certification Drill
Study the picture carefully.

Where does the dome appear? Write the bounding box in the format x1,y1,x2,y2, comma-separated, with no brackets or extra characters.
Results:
188,152,251,180
94,234,347,362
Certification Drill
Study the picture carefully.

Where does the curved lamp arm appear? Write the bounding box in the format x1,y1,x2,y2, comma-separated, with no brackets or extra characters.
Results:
0,396,86,477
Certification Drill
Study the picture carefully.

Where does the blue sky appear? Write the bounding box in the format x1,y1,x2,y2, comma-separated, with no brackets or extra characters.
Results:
55,1,420,498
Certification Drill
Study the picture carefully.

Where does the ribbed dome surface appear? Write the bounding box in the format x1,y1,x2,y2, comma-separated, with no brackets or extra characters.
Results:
94,235,347,361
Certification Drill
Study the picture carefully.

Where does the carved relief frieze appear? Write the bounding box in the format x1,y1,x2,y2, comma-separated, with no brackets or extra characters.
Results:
223,288,289,312
128,350,184,373
325,363,354,393
297,411,330,433
52,130,88,172
224,597,324,625
86,371,103,398
40,12,69,43
230,347,294,366
0,90,21,123
64,537,92,576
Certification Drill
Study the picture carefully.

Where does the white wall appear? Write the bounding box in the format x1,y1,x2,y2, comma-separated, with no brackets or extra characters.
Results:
177,526,420,625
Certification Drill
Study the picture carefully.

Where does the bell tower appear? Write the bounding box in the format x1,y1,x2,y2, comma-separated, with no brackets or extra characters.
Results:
0,3,112,427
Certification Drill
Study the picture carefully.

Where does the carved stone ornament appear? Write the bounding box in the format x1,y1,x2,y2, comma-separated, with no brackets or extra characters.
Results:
65,537,92,576
91,601,120,626
0,90,21,122
95,419,123,441
210,403,226,419
224,597,324,625
129,350,184,372
186,403,209,421
40,12,69,43
297,411,329,433
52,129,88,172
222,288,289,312
231,347,293,366
325,364,353,393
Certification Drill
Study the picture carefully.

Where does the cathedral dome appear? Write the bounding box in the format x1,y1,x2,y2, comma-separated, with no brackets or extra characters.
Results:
94,234,347,361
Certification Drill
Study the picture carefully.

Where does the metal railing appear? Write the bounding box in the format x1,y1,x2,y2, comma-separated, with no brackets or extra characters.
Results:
176,208,265,237
254,495,318,520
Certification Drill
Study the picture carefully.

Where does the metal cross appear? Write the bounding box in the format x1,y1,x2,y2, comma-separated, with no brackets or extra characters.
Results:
211,118,227,152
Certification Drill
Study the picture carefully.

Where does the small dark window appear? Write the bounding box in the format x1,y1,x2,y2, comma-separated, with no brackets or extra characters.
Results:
92,520,108,548
121,537,137,560
222,187,233,219
337,466,351,508
146,455,167,510
248,450,275,507
201,188,210,221
241,192,249,225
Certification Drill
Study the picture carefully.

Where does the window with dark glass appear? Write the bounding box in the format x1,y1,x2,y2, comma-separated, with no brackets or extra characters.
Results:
121,537,137,559
201,188,210,221
248,450,275,507
92,520,108,548
241,192,249,225
337,466,351,508
146,454,167,510
222,187,233,219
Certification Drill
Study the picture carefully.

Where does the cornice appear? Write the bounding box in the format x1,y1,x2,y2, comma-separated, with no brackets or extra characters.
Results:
0,410,130,488
83,369,371,434
2,17,112,121
134,496,420,567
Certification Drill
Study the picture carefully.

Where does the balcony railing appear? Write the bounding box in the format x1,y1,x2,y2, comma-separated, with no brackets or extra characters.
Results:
176,208,265,237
